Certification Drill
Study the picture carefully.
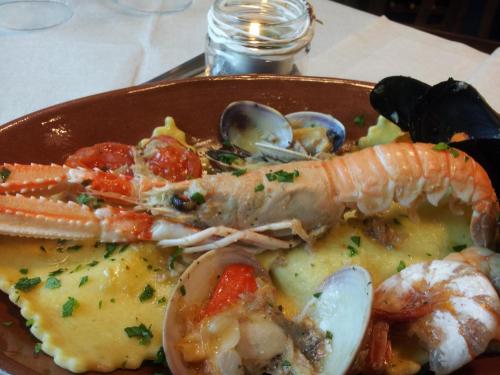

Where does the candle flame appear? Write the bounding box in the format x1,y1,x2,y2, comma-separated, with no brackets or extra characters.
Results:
249,22,261,37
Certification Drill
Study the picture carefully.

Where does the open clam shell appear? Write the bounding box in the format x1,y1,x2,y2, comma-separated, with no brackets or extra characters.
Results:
163,248,268,375
300,266,373,375
220,101,293,154
285,111,346,153
164,252,373,375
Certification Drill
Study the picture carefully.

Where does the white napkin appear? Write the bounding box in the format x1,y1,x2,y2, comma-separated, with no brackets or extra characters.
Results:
308,16,500,112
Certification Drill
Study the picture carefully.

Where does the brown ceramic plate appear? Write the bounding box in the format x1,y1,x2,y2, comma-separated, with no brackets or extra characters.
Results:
0,75,496,375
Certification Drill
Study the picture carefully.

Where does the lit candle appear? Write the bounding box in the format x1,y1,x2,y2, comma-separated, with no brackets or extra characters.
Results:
206,0,315,76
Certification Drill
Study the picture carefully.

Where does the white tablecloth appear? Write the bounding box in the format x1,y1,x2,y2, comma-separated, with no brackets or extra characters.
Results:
0,0,498,125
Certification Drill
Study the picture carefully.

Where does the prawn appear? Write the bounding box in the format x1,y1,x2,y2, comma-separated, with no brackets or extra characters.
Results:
445,247,500,293
0,143,497,251
373,260,500,374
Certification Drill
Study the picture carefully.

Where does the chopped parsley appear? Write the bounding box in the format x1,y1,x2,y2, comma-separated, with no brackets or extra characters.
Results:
325,330,333,340
216,152,239,165
154,346,166,365
0,167,11,182
254,183,264,192
353,115,365,126
76,193,103,209
347,245,358,257
87,260,99,267
452,244,467,252
45,277,61,289
426,252,433,257
282,359,292,367
66,245,82,252
179,284,186,296
119,244,130,253
1,321,13,327
350,236,361,247
433,142,459,157
393,218,401,225
79,275,89,287
19,268,28,275
62,297,79,317
232,168,247,177
49,268,65,276
139,284,155,302
265,169,299,183
168,247,184,270
313,292,322,299
190,192,205,205
25,318,34,327
34,342,42,354
397,260,406,272
157,297,167,304
98,300,103,309
70,264,82,274
104,243,118,258
124,323,153,345
40,245,47,252
14,277,41,292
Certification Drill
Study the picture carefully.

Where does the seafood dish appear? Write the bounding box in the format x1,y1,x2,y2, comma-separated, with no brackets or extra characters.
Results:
0,75,499,375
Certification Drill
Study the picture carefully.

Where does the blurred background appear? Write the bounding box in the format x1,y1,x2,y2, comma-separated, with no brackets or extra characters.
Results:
333,0,500,52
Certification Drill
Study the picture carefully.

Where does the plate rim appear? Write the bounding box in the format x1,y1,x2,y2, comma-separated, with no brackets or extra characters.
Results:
1,74,375,130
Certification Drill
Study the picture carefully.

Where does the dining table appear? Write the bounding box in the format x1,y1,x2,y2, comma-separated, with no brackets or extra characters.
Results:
0,0,499,126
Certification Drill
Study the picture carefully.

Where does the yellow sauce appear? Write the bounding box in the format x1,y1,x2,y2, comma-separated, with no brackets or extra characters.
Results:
265,203,472,311
0,239,175,373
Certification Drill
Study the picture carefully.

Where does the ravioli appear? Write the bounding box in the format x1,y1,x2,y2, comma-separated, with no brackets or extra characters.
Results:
0,238,175,373
263,203,473,312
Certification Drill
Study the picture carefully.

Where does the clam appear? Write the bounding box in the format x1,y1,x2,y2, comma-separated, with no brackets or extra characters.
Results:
163,248,268,375
219,101,347,162
163,249,373,375
220,101,293,154
300,266,373,375
285,111,346,153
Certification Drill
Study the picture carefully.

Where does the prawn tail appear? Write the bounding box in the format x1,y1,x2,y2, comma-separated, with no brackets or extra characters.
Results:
470,200,498,248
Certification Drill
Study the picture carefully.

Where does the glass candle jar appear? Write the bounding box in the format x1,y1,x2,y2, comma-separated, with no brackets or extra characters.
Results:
206,0,315,76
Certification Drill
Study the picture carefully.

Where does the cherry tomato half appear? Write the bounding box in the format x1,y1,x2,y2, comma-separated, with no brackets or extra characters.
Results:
144,136,202,182
65,142,134,173
203,264,257,317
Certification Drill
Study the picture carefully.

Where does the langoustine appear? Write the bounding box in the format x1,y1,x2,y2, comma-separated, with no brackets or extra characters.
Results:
0,142,497,251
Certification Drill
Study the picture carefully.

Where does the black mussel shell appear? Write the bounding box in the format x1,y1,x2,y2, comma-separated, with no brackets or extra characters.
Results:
370,76,430,131
412,79,500,143
451,138,500,197
370,76,500,143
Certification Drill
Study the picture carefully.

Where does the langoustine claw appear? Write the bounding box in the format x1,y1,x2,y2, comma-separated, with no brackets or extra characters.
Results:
373,260,500,374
